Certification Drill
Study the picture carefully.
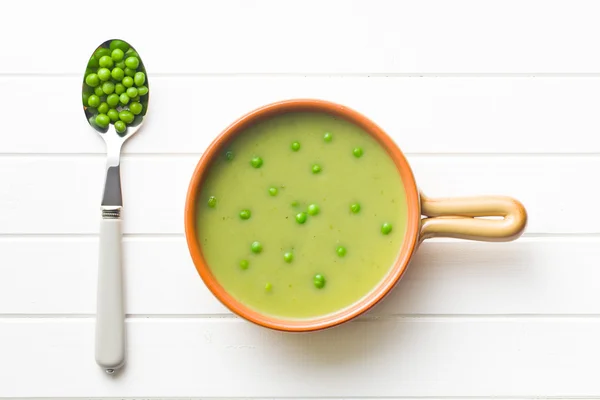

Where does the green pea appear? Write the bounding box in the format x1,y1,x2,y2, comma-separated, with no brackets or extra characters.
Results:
129,102,143,115
239,209,251,220
125,49,139,59
102,81,115,95
312,164,322,174
283,252,293,263
125,56,139,69
97,68,111,81
323,132,333,142
132,95,140,102
207,196,217,207
268,187,278,196
124,67,136,77
240,259,249,270
83,83,94,94
95,113,110,128
94,86,105,97
134,71,146,86
251,241,263,253
115,61,126,70
265,282,273,291
82,93,90,106
119,93,130,105
114,120,126,134
111,67,125,81
85,73,100,87
291,141,300,151
122,76,134,87
137,85,149,96
350,203,361,213
94,47,111,59
225,151,234,160
381,223,393,235
291,201,299,207
111,48,124,62
107,109,119,123
87,94,100,108
336,246,347,257
114,83,125,95
118,110,135,123
106,93,120,107
353,147,363,158
98,55,114,68
87,56,99,68
250,156,263,168
126,87,138,98
109,40,130,53
313,274,326,289
97,102,109,114
296,212,307,224
307,204,319,216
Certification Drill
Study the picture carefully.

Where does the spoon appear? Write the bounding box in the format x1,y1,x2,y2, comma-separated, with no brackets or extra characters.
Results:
82,39,149,374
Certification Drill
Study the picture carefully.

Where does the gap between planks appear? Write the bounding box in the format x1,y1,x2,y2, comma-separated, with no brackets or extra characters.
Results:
9,397,600,400
0,233,597,240
5,314,600,321
6,72,600,78
1,153,600,158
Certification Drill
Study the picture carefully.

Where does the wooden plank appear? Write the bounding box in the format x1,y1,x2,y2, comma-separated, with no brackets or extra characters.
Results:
3,0,600,74
1,318,598,397
0,156,591,234
1,237,599,316
2,76,600,154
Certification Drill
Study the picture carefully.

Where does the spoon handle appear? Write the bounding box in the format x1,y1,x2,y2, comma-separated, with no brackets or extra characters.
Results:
95,213,125,373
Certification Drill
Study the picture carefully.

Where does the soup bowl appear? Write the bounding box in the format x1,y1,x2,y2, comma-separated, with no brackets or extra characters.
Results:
184,99,527,332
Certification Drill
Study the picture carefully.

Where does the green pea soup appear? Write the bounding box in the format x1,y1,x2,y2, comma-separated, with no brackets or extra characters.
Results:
196,111,408,319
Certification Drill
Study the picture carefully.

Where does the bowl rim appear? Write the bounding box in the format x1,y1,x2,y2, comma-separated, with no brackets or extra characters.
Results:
184,98,421,332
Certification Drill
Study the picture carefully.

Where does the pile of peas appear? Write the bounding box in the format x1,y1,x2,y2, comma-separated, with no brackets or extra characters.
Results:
210,131,394,292
82,40,148,135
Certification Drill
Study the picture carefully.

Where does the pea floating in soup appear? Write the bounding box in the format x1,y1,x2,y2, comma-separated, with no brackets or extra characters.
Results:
196,111,408,319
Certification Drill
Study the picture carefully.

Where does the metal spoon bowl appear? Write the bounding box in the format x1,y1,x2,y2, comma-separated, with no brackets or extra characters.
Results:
82,38,149,374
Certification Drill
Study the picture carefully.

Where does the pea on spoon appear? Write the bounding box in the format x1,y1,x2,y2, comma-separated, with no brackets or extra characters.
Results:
82,38,149,374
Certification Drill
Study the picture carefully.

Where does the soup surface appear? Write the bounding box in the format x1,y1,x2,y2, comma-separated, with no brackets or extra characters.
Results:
196,111,408,319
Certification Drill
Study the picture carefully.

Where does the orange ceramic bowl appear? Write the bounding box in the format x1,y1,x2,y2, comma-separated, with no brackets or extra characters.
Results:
184,99,527,332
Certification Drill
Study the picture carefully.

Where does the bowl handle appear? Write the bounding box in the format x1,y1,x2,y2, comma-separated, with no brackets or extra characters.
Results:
419,191,527,242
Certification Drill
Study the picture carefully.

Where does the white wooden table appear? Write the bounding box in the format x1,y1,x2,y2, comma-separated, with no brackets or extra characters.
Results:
2,0,599,397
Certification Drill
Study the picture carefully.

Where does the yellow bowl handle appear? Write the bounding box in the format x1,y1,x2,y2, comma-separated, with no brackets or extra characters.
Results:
419,191,527,242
